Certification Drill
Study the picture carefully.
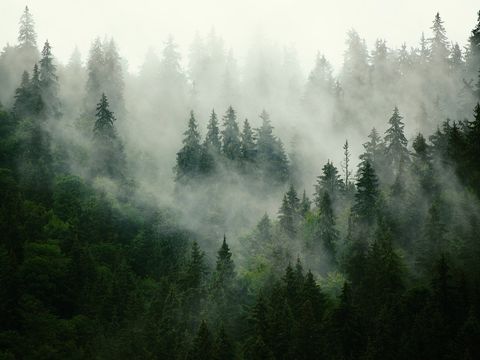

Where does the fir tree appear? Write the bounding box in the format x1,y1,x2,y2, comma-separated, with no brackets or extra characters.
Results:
384,106,410,171
213,235,235,289
204,109,222,153
317,192,339,259
190,321,213,360
279,185,300,238
360,128,384,168
353,159,379,225
39,40,60,117
213,325,233,360
93,93,116,138
429,12,450,65
342,139,352,187
299,190,311,218
241,118,256,162
176,111,202,181
13,71,31,118
221,106,241,160
314,160,343,206
18,6,37,48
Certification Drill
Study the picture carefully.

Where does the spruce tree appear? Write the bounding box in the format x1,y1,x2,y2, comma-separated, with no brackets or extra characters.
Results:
94,93,116,138
18,6,37,48
299,190,311,218
353,159,379,225
221,106,241,160
213,325,233,360
204,109,222,153
213,235,235,290
279,185,300,238
13,71,31,118
39,40,60,117
240,118,256,162
314,160,344,206
190,321,213,360
429,12,450,65
175,111,202,181
317,192,339,259
360,128,384,168
384,106,410,171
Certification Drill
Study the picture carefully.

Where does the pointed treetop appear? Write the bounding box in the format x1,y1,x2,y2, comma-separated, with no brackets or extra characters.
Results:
18,5,37,47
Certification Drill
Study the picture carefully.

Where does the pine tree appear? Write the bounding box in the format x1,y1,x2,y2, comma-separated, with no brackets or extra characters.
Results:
190,321,213,360
314,160,344,206
94,93,116,138
184,241,206,290
342,140,352,187
13,71,31,118
241,118,256,162
39,40,60,118
467,11,480,78
213,235,235,289
176,111,202,181
299,190,311,218
18,6,37,48
353,159,379,225
317,192,339,259
360,128,384,168
429,12,450,65
256,110,289,183
279,185,300,238
204,109,222,153
213,325,233,360
84,38,105,117
221,106,241,160
103,38,125,117
384,106,410,171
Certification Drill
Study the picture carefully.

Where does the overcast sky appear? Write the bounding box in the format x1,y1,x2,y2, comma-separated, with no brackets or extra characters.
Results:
1,0,479,73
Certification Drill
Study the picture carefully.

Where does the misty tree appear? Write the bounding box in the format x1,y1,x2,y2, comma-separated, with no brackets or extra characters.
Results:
384,107,410,174
103,39,125,117
303,53,334,108
314,160,344,206
39,40,60,118
204,109,222,154
279,185,300,238
13,71,32,118
18,6,37,48
466,11,480,79
352,159,379,225
240,118,256,163
176,111,202,181
341,140,353,189
190,321,213,360
429,13,450,66
341,30,370,94
360,128,384,170
85,38,105,115
94,93,116,137
212,235,235,291
300,190,311,218
221,106,241,161
317,192,338,259
256,110,289,183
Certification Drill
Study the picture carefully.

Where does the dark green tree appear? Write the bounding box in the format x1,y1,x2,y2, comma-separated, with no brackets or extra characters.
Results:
314,160,344,205
190,321,213,360
213,235,235,290
39,40,60,118
241,118,256,162
205,109,222,153
384,106,409,172
352,159,379,225
317,192,339,259
176,111,202,181
222,106,241,160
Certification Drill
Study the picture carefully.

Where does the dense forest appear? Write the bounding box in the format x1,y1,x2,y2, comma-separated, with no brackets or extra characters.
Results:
1,5,480,359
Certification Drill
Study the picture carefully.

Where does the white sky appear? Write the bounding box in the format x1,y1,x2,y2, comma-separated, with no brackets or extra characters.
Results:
1,0,479,73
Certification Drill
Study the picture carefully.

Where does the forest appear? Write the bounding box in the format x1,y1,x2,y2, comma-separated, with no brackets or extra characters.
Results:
1,4,480,359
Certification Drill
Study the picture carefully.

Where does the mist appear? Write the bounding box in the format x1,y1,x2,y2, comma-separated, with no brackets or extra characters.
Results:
1,2,480,358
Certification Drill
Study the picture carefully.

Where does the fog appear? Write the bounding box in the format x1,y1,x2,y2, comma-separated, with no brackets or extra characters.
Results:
1,0,478,73
1,1,480,270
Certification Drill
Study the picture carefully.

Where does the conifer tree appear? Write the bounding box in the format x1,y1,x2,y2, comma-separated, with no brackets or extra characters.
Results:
360,128,384,168
256,110,289,183
94,93,116,138
429,13,450,65
467,11,480,78
204,109,222,153
317,192,339,259
353,159,379,224
314,160,343,206
342,139,352,187
384,106,410,171
85,38,105,113
279,185,300,238
240,118,256,162
190,321,213,360
221,106,241,160
18,6,37,48
13,71,31,118
176,111,202,181
299,190,311,218
213,235,235,289
39,40,60,117
213,325,233,360
184,241,206,290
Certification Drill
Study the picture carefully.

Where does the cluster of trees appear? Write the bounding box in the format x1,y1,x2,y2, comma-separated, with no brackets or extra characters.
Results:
175,107,289,184
2,5,480,360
